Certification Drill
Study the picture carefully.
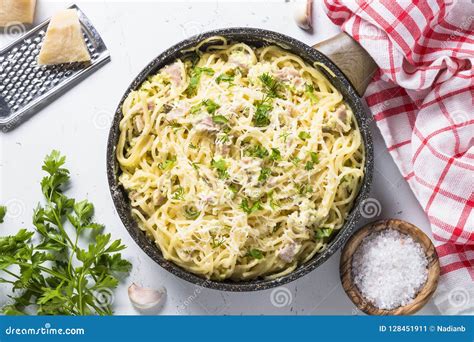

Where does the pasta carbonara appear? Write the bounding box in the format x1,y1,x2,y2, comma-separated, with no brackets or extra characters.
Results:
117,37,364,281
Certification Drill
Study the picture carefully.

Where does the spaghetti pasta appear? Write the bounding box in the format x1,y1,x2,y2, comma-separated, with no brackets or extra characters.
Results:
117,37,365,281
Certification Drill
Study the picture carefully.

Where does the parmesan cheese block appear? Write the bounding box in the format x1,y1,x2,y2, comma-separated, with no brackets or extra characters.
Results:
0,0,36,26
38,9,91,65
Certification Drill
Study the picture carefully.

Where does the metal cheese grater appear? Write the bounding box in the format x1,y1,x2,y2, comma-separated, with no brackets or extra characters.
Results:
0,4,110,132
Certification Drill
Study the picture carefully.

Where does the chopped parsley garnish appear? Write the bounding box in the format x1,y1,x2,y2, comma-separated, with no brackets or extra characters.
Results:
202,99,220,114
258,73,282,98
305,83,318,103
211,158,229,179
158,155,177,171
245,144,268,159
315,228,332,239
186,67,214,96
305,152,319,170
171,186,185,200
270,148,281,161
297,183,313,196
190,103,202,114
210,236,225,248
268,191,280,210
184,206,200,220
216,73,234,84
247,248,264,259
228,183,240,194
191,162,200,170
240,198,263,215
258,167,271,182
167,121,183,131
191,99,228,126
298,131,311,141
290,156,301,166
253,101,272,127
251,73,283,128
280,132,291,142
216,133,230,144
189,143,198,149
212,115,229,125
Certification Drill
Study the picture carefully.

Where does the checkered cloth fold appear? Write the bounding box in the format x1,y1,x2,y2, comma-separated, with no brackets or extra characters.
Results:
323,0,473,314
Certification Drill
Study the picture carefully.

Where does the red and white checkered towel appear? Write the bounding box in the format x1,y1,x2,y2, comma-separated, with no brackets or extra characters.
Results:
323,0,473,314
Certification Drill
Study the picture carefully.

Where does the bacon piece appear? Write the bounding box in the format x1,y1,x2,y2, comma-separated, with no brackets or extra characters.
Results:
162,61,184,87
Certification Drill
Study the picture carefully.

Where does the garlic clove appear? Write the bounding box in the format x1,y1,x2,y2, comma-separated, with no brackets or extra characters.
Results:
293,0,313,30
128,283,166,310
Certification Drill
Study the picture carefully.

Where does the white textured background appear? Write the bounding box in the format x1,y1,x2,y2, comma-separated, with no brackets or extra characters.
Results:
0,0,439,315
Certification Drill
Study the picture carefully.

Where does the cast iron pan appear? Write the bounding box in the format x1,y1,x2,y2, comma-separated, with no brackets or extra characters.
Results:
107,28,377,291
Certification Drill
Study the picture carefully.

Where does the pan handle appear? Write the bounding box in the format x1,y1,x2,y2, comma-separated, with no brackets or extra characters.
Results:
313,33,378,97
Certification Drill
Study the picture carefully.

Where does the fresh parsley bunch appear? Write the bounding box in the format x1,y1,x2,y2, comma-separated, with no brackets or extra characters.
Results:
0,151,131,315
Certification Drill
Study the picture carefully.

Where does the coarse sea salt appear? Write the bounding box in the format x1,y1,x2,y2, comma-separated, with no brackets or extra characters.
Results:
352,229,428,310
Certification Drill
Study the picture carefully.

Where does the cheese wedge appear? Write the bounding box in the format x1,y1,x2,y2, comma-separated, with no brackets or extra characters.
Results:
0,0,36,26
38,9,91,65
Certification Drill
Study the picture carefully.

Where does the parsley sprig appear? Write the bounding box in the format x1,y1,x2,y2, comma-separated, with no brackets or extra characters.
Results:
184,206,200,220
158,155,177,171
270,148,281,161
202,99,220,114
210,236,225,249
305,152,319,171
315,228,333,239
246,249,264,259
172,186,185,200
298,131,311,141
258,167,271,183
211,159,229,180
252,73,283,128
0,151,131,315
245,144,269,159
186,66,214,96
216,73,234,84
258,73,282,99
305,83,318,104
240,198,263,215
253,101,272,127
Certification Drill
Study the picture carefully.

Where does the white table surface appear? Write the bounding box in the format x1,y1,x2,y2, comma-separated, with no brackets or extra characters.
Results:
0,0,439,315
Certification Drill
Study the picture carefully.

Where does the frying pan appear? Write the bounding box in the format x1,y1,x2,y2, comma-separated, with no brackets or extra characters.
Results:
107,28,377,291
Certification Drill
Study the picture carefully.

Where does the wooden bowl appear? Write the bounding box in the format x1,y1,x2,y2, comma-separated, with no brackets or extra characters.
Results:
340,219,440,315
